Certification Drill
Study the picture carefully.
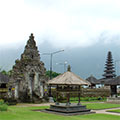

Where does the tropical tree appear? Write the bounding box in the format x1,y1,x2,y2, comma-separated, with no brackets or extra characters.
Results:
46,70,61,78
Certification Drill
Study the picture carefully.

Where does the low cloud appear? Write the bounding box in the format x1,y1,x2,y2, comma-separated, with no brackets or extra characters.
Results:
0,0,120,49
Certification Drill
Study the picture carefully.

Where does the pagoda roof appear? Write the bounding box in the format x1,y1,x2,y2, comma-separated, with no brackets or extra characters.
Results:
103,73,116,77
104,70,115,72
98,78,113,84
105,66,114,69
105,63,114,66
48,71,90,86
0,73,9,84
104,76,120,85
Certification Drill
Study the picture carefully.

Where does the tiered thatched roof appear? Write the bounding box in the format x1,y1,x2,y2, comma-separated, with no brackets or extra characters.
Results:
48,71,90,85
97,78,112,84
104,76,120,85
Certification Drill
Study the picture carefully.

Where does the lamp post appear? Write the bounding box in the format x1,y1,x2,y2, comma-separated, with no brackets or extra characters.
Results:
41,49,64,96
56,61,68,73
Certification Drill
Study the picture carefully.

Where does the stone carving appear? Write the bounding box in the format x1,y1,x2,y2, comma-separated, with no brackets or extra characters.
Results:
11,33,47,102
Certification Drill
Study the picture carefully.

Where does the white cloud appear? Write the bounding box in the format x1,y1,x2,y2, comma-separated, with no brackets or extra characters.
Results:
0,0,120,48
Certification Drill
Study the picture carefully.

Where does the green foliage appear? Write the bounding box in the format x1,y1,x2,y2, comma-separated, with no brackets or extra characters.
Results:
45,70,60,78
0,69,13,77
1,70,8,75
0,99,8,111
0,99,4,105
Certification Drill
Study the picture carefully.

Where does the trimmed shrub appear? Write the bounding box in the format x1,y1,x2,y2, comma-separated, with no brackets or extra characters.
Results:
0,99,8,111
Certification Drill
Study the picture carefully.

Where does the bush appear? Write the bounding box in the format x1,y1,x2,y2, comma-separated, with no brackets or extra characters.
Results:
0,99,8,111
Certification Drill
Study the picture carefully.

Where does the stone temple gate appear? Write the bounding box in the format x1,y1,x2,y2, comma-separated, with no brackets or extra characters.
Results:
10,33,47,102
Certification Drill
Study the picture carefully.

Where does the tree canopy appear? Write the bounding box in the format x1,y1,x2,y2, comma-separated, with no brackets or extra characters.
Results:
45,70,61,79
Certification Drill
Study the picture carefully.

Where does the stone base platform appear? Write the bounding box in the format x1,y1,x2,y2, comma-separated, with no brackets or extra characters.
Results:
107,97,120,104
44,103,94,115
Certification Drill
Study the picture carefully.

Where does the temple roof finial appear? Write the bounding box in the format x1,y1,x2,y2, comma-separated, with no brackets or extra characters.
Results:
29,33,34,40
67,65,71,72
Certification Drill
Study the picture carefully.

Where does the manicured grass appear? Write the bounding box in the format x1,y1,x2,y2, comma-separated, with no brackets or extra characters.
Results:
70,97,106,102
58,97,107,103
107,109,120,113
82,102,120,110
0,106,120,120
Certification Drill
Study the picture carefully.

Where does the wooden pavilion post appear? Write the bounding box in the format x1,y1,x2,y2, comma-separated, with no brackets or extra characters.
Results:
56,85,59,105
78,85,81,105
66,85,70,106
66,92,70,106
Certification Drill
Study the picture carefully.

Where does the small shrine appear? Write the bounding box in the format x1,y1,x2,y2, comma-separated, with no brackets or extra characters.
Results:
45,65,93,115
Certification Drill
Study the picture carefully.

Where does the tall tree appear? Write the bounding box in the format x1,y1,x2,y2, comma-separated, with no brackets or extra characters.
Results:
46,70,60,78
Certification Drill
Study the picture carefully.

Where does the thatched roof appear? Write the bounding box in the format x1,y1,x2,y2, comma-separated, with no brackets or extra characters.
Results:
104,76,120,85
48,71,90,85
97,78,113,84
86,75,98,84
0,73,9,84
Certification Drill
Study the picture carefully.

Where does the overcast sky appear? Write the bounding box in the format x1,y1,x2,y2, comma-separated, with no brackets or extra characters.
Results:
0,0,120,49
1,0,120,78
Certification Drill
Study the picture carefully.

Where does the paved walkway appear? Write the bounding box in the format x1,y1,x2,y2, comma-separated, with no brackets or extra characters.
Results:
93,107,120,116
16,103,53,107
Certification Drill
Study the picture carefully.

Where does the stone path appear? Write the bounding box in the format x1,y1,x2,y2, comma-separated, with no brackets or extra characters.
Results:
16,103,53,107
93,107,120,116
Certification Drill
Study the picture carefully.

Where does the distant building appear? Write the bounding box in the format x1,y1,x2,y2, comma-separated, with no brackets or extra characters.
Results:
0,73,9,99
86,75,98,88
10,33,48,102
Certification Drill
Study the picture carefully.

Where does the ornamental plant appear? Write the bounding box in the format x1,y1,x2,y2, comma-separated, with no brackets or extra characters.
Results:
0,99,8,111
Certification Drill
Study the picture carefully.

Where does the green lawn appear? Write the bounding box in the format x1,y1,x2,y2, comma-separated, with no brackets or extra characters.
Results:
0,106,120,120
70,97,106,102
82,102,120,110
107,109,120,113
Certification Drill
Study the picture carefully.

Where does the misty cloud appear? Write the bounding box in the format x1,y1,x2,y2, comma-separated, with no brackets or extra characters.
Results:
0,0,120,49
